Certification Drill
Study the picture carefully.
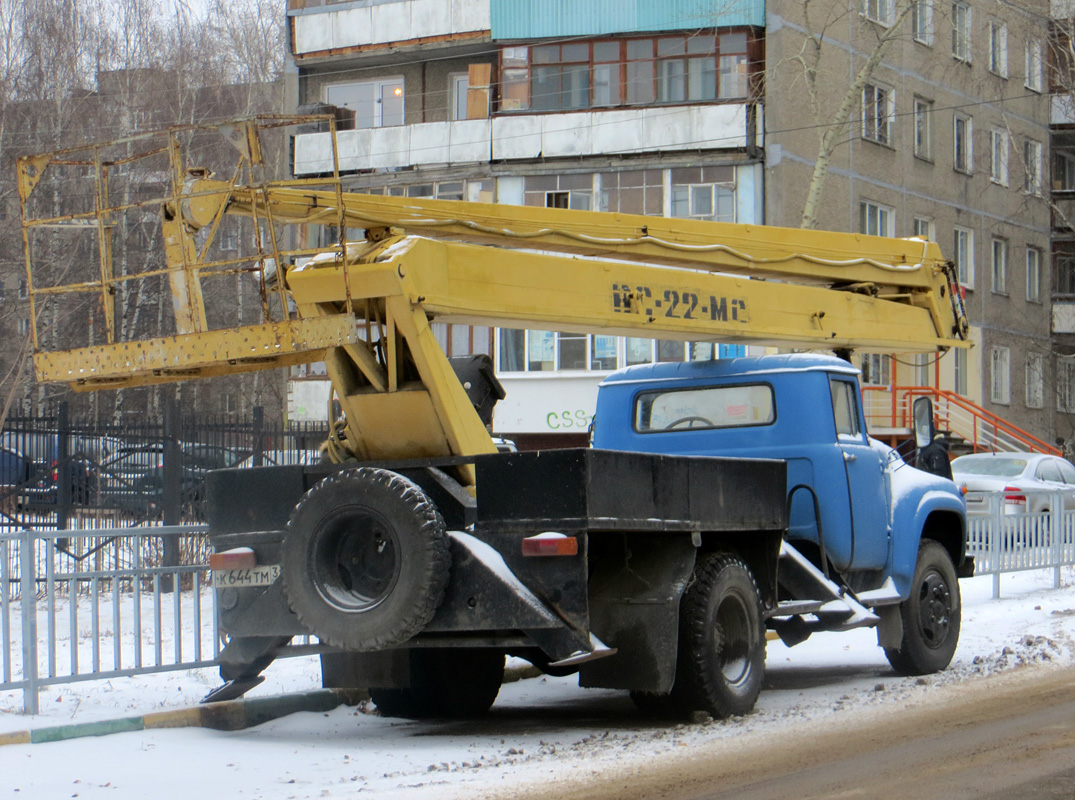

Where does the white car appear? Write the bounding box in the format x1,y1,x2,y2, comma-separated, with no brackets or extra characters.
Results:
951,452,1075,517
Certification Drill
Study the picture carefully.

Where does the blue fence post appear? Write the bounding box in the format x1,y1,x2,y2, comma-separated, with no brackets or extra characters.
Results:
19,528,37,715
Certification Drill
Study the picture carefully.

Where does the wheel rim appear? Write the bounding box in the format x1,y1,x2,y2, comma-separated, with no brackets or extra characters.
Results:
309,507,401,612
917,569,952,649
714,591,753,686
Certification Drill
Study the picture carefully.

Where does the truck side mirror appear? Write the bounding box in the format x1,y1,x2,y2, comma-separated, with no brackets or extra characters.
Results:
913,397,936,450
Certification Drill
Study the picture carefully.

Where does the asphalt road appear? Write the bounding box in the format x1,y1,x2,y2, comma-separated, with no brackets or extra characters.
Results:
500,665,1075,800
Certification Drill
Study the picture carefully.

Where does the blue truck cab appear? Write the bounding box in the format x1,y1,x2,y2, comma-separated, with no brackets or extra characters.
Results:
593,353,968,670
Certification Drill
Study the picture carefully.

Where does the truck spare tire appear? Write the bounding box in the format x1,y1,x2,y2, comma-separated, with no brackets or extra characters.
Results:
281,467,450,650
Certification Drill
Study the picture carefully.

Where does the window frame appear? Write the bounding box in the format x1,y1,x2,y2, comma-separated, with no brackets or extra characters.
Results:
988,20,1008,77
1026,38,1043,93
1027,246,1042,303
952,1,972,63
913,96,933,160
1059,357,1075,413
990,128,1009,186
912,0,934,45
1023,139,1042,195
991,237,1008,295
324,77,405,129
954,226,975,287
449,72,469,120
954,113,973,174
991,345,1011,405
862,82,895,146
861,0,894,27
860,200,895,237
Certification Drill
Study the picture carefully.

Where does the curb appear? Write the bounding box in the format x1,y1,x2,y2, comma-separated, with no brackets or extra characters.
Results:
1,663,544,746
0,689,347,747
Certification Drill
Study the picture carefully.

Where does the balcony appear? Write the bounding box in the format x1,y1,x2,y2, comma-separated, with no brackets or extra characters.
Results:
293,103,758,175
291,0,490,57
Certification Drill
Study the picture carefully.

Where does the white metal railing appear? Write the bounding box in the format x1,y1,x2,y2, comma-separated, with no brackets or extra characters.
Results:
0,525,218,715
964,489,1075,597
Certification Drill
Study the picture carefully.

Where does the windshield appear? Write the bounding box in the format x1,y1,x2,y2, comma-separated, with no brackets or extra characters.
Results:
951,457,1027,478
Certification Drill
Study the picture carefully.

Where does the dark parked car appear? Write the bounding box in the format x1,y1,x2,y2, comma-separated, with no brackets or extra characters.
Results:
100,443,244,520
0,431,101,510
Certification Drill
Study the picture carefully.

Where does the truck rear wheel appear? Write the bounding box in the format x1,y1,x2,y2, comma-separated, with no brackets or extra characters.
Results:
670,552,765,719
370,649,505,719
281,468,450,651
884,540,960,675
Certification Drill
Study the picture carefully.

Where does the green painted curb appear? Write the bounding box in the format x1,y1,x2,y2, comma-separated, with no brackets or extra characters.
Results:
30,716,144,744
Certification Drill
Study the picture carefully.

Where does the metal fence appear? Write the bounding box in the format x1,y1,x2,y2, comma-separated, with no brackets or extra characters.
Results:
1,525,216,715
0,403,329,532
965,489,1075,598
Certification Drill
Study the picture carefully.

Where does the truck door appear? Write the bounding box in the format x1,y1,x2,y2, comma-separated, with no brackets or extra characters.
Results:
830,378,890,569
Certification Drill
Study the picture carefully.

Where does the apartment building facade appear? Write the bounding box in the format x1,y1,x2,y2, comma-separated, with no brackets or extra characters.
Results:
765,0,1058,442
285,0,1064,446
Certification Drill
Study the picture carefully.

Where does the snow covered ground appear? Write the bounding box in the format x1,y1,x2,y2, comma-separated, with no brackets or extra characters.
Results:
2,567,1075,799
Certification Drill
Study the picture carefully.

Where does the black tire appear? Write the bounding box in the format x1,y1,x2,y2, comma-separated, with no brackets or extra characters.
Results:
371,649,505,719
884,540,961,676
668,552,765,719
282,468,450,651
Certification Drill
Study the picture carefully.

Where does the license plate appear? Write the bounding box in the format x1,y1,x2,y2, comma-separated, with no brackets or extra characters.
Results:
212,564,281,589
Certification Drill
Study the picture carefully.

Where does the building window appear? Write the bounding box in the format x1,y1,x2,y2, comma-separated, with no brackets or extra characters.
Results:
1026,353,1044,409
1027,247,1042,302
912,217,935,240
1059,254,1075,296
912,0,933,45
498,330,721,373
860,353,892,385
597,170,665,215
16,318,29,337
862,83,894,145
914,353,931,386
990,129,1008,185
954,114,973,173
954,226,974,286
987,21,1008,77
954,348,968,395
952,2,972,62
913,97,932,159
671,166,736,222
1059,358,1075,413
1055,151,1075,191
1024,139,1042,195
860,201,894,237
991,346,1011,404
1026,39,1043,92
325,78,404,128
862,0,893,26
531,43,591,110
523,174,593,210
991,238,1008,294
502,33,752,112
450,73,469,120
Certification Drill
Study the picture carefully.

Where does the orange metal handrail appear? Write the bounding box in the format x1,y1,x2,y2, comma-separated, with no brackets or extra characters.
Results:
861,385,1061,456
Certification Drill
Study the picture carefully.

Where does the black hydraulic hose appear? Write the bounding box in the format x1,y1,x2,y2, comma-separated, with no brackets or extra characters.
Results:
787,483,831,580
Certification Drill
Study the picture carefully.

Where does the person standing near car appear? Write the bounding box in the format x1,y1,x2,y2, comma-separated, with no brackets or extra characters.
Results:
917,433,953,480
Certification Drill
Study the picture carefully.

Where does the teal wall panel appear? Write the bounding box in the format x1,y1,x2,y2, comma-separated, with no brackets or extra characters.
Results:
491,0,764,39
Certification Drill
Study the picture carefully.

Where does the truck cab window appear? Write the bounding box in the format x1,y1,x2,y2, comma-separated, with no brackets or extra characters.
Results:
635,383,774,431
830,379,861,438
